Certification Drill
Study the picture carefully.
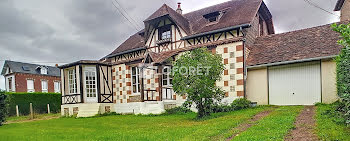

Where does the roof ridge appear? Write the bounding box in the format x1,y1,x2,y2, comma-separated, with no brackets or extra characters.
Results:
183,0,234,16
255,21,345,40
5,60,57,68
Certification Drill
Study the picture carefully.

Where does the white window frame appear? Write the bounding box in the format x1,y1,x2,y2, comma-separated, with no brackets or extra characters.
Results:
162,67,172,87
54,81,61,93
41,80,48,93
8,77,13,92
68,69,77,94
41,67,48,75
131,67,140,93
27,79,34,93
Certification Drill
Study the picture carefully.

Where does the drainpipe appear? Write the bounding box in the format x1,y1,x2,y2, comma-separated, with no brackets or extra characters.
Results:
240,27,247,98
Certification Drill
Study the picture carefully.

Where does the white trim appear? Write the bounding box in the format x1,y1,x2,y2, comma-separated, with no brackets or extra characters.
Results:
41,80,48,93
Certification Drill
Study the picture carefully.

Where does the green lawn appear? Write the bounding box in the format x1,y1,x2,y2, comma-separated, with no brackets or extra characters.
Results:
233,106,303,141
0,106,270,141
315,104,350,141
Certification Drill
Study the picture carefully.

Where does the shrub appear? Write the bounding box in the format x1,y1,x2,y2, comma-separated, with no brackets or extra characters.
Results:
231,98,251,110
165,106,192,115
211,104,233,113
5,92,61,116
332,23,350,124
0,91,7,126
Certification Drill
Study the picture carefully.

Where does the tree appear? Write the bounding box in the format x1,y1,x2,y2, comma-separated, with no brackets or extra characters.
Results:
171,48,225,118
332,22,350,124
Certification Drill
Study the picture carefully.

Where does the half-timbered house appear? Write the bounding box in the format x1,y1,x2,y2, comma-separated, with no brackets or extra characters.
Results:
59,0,348,117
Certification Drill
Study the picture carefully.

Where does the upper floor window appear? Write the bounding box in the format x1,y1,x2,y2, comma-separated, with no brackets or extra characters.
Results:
40,67,47,74
41,80,48,93
203,11,221,23
131,67,140,93
8,77,13,92
68,69,77,94
158,25,171,40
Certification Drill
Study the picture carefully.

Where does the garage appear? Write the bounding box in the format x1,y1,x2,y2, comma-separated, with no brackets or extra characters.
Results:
268,61,321,105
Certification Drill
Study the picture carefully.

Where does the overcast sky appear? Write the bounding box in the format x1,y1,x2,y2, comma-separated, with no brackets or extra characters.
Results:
0,0,340,90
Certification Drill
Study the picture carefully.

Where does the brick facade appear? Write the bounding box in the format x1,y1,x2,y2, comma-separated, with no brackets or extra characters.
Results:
341,0,350,21
12,73,60,93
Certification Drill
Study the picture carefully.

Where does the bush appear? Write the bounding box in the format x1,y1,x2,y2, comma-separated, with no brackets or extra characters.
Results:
165,106,192,115
211,104,233,113
231,98,251,110
6,92,61,116
332,23,350,124
0,91,7,126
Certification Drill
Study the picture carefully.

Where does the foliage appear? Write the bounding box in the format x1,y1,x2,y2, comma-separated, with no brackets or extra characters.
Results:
332,23,350,124
5,92,61,116
316,103,350,140
0,107,268,140
231,98,252,110
0,90,7,126
172,48,225,118
165,106,192,115
211,104,234,113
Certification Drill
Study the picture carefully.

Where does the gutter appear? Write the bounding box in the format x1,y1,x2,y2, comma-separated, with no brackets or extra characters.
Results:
247,55,337,69
104,47,146,59
181,23,251,40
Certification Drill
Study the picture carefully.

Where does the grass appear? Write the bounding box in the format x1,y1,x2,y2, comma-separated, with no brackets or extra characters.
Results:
0,106,269,141
315,104,350,141
232,106,303,141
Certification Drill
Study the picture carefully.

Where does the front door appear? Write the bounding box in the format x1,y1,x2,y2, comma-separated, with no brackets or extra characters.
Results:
84,67,98,103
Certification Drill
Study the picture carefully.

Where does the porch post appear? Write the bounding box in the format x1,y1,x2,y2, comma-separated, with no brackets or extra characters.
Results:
79,65,84,103
158,65,163,101
96,65,101,103
140,67,145,102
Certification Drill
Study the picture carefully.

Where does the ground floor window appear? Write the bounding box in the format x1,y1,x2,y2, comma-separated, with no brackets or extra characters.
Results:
41,80,48,93
27,79,34,92
132,67,140,93
68,69,77,94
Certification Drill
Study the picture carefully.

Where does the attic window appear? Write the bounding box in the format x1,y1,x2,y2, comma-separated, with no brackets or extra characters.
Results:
41,67,47,75
203,11,221,23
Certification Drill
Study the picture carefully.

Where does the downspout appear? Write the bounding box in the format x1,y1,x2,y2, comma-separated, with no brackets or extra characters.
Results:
240,27,247,98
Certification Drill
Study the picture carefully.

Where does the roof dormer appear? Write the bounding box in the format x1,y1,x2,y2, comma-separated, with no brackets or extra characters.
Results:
36,66,48,75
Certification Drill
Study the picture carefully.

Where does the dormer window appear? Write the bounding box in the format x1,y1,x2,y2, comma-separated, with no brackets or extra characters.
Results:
203,11,220,23
156,25,172,44
159,25,171,40
41,67,47,74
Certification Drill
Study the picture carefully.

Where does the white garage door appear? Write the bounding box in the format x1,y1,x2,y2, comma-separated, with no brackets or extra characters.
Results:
268,61,321,105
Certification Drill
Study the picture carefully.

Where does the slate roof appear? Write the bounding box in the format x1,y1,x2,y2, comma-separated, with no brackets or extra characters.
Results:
247,21,349,66
106,0,267,57
1,60,60,77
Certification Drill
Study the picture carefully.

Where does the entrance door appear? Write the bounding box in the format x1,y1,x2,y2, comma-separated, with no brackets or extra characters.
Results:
268,61,321,105
84,67,98,103
162,67,173,100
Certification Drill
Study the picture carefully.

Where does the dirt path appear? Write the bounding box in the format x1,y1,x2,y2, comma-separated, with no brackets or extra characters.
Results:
226,109,274,141
5,116,60,124
284,106,318,141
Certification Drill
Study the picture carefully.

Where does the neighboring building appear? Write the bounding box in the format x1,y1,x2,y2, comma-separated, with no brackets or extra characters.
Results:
334,0,350,21
59,0,348,117
1,60,61,93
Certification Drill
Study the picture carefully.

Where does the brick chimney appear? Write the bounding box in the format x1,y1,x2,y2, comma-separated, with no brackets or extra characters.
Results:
335,0,350,21
176,2,182,14
55,64,59,67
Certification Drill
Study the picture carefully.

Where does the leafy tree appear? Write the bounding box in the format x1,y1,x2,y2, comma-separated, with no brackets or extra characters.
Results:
172,48,225,118
332,22,350,124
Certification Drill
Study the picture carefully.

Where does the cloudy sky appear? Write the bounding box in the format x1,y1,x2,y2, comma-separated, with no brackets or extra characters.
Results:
0,0,340,90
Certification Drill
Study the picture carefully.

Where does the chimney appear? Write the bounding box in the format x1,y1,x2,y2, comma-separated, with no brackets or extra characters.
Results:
176,2,182,14
55,64,59,67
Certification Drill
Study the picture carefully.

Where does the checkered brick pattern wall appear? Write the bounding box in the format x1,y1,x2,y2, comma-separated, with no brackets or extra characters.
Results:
143,68,160,101
213,41,244,98
112,64,132,103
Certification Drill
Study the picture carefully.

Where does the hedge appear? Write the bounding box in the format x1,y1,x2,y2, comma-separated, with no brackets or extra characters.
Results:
6,92,61,116
0,91,7,126
332,23,350,124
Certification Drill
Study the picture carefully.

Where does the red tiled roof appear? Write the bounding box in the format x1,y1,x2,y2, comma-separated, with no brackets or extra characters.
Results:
247,21,349,66
105,31,145,58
